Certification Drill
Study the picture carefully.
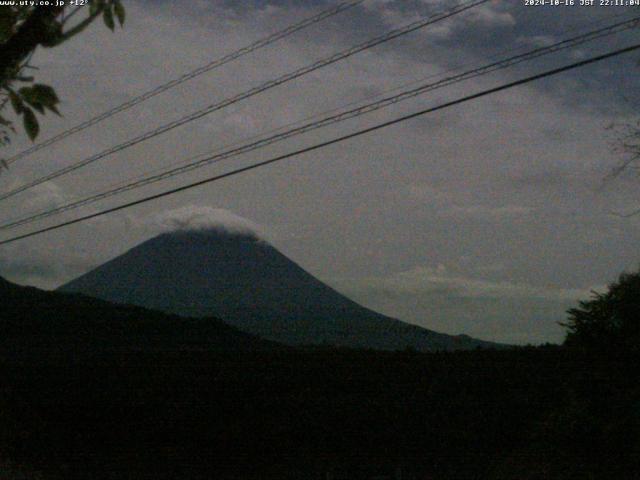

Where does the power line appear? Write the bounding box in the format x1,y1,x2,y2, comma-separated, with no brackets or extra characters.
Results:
1,42,638,247
0,0,490,203
47,10,633,211
3,0,365,166
2,16,635,229
2,15,637,232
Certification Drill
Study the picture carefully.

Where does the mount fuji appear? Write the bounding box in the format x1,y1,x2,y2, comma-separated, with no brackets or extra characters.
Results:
59,228,498,351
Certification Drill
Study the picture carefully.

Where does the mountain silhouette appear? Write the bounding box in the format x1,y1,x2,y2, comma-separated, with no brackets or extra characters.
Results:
59,228,499,351
0,274,274,355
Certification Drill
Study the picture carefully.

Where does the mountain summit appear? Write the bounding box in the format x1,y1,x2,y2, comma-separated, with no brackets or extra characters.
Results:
59,228,496,351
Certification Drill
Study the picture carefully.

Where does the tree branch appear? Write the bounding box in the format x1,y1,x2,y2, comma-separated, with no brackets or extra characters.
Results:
0,7,64,83
53,7,105,46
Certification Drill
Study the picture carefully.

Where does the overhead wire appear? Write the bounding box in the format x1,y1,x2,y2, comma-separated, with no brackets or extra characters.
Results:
1,14,638,232
53,9,634,201
3,0,365,166
0,0,491,203
1,41,638,246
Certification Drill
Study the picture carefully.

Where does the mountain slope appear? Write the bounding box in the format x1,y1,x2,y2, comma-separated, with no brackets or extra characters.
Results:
0,274,275,355
59,229,499,351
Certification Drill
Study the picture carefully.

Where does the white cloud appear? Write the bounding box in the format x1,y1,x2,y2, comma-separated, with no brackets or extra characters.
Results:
518,34,556,48
365,0,515,39
24,182,68,211
0,174,68,211
149,205,263,237
345,265,594,301
404,183,533,220
329,265,601,344
465,5,515,28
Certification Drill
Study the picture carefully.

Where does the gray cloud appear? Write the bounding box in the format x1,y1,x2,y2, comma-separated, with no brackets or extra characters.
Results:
0,242,94,289
0,0,638,343
329,265,600,345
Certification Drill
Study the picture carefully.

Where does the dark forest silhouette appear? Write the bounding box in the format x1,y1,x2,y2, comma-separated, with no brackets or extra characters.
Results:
0,274,638,479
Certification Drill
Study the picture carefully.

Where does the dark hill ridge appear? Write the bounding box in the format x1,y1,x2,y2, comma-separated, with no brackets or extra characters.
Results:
0,274,275,355
59,228,500,351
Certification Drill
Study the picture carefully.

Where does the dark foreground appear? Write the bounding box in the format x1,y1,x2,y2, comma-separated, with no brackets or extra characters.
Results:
1,346,638,479
0,276,637,478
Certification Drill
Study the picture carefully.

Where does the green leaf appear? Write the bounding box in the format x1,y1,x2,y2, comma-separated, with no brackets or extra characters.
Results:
47,103,61,116
103,7,115,31
0,11,16,43
22,108,39,141
114,1,125,26
30,103,45,114
39,20,63,47
90,0,103,16
18,84,59,113
17,86,40,109
9,91,23,114
29,84,59,107
18,86,35,102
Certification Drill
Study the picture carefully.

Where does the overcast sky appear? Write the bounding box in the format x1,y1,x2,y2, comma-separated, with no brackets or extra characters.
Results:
1,0,640,344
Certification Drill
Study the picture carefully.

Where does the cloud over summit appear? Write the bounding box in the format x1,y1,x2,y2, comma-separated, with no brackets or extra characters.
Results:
150,205,262,237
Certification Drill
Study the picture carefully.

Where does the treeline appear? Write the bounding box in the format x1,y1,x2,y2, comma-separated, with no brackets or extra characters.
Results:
1,271,639,479
0,345,637,479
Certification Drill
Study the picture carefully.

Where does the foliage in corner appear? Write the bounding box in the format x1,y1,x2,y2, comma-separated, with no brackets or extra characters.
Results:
561,269,640,352
0,1,125,154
